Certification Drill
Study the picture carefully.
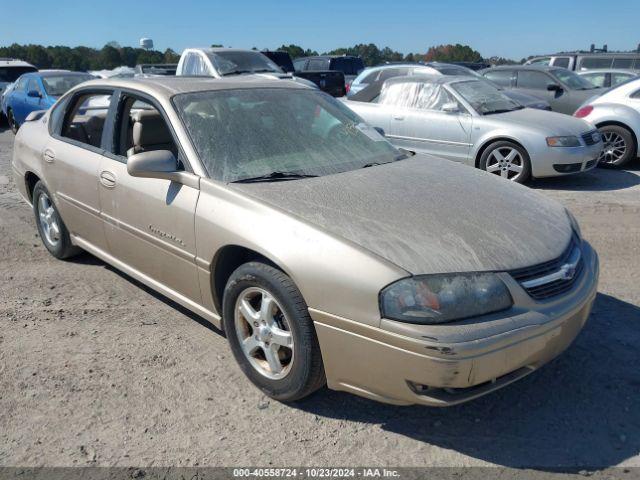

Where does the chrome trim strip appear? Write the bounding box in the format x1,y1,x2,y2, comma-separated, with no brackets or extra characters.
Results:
57,191,101,217
386,134,471,147
521,246,582,289
101,211,195,263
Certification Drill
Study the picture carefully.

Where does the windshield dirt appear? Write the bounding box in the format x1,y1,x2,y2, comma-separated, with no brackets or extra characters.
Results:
452,80,521,114
175,88,401,182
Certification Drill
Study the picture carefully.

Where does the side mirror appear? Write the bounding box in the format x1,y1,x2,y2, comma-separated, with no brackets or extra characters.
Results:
374,127,385,136
127,150,179,180
547,83,562,92
442,102,460,113
27,89,41,98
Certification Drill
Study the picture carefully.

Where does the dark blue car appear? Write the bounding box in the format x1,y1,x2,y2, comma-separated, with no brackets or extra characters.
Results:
5,71,93,133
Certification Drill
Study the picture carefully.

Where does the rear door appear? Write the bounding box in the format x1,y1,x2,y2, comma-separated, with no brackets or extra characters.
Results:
43,89,115,251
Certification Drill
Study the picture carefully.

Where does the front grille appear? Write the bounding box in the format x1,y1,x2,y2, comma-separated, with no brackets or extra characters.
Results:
581,130,600,146
510,236,583,301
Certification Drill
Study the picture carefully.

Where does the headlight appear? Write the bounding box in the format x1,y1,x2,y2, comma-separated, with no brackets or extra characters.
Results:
566,209,582,238
380,273,513,324
546,136,581,147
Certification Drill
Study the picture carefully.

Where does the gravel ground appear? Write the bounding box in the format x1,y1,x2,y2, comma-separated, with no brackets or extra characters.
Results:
0,125,639,472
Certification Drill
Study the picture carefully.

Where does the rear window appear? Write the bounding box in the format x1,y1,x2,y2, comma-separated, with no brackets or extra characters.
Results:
262,52,294,73
612,58,634,69
330,58,365,76
0,66,37,82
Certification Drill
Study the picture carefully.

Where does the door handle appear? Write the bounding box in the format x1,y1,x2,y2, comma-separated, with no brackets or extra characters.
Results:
100,171,116,189
392,114,405,120
43,149,55,163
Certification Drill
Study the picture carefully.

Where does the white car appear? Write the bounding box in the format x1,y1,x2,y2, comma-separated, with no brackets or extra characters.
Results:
574,77,640,167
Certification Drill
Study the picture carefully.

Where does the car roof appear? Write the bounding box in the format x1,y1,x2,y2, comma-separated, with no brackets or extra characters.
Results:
578,69,639,75
0,58,35,68
37,70,93,78
184,47,263,54
71,75,311,98
484,65,558,72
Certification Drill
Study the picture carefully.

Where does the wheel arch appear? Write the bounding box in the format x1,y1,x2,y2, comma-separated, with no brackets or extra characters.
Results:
595,121,638,158
210,244,287,318
24,171,41,205
474,136,529,168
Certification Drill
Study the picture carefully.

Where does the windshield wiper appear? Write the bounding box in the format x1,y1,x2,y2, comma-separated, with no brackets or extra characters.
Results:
483,106,524,115
221,69,253,76
251,68,280,73
232,171,318,183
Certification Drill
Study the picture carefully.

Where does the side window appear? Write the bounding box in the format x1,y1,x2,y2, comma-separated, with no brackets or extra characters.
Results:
359,70,379,84
612,58,634,69
114,96,181,168
517,71,553,89
378,81,453,110
582,72,607,88
552,57,570,68
528,57,551,66
27,78,42,96
60,92,113,149
49,96,70,134
632,89,640,99
579,57,613,70
376,68,408,82
483,70,513,87
293,59,307,71
612,73,635,86
16,76,29,91
308,59,328,70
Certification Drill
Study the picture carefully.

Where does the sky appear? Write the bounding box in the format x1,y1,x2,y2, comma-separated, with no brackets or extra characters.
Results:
1,0,639,60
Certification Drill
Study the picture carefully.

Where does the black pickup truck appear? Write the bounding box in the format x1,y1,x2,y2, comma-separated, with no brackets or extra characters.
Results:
293,55,365,86
262,51,346,97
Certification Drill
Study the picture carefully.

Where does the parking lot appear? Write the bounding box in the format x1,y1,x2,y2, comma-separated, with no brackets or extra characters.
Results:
0,122,639,470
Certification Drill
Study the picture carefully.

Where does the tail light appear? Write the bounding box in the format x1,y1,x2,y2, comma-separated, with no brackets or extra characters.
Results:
574,105,594,118
345,82,351,94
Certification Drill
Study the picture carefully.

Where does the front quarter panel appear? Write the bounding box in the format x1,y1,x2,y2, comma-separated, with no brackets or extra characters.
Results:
195,179,409,327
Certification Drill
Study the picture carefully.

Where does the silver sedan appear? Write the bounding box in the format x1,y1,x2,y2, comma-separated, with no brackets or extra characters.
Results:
344,75,603,183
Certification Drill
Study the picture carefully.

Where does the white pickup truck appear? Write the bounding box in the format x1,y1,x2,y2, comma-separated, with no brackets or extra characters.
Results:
176,48,318,89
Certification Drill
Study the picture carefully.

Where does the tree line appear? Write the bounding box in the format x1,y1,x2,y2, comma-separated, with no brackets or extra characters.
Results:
0,41,518,72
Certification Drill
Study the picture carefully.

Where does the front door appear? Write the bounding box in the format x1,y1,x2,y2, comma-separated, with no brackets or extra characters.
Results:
98,94,201,303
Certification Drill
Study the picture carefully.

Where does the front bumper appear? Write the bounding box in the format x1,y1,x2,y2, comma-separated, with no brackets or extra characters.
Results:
531,143,602,178
312,242,599,406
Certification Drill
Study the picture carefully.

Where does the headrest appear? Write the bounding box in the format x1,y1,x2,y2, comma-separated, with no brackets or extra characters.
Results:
131,110,172,147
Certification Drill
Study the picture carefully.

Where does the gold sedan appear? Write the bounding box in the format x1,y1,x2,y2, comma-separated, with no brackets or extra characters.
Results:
12,76,598,406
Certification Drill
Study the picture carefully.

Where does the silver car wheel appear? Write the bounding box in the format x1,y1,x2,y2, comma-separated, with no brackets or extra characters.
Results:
485,147,524,181
37,192,61,247
234,287,294,380
599,132,627,165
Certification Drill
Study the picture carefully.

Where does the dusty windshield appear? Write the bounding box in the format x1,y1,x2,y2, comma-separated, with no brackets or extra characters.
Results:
209,51,283,76
451,80,521,114
174,88,402,183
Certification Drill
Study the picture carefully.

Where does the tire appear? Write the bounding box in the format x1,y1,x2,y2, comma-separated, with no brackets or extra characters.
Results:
597,125,636,168
222,261,325,402
32,181,81,259
7,108,18,134
479,140,531,183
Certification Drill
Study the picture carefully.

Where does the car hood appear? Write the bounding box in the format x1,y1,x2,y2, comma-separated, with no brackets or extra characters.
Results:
230,155,572,274
493,107,593,135
502,90,549,109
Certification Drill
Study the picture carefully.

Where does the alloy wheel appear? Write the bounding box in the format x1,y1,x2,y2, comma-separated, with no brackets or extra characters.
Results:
485,147,525,181
234,287,294,380
598,131,627,165
37,192,61,247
